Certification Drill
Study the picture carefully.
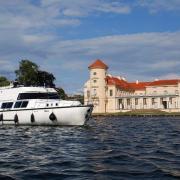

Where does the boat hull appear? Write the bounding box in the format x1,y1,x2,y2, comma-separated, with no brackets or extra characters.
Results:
0,105,93,126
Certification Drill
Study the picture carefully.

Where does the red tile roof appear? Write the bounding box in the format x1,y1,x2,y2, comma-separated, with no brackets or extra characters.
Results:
129,82,151,90
147,79,179,86
106,76,133,91
106,76,180,91
89,59,108,69
88,60,180,90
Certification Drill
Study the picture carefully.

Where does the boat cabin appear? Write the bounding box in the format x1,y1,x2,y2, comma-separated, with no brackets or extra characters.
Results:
0,86,60,110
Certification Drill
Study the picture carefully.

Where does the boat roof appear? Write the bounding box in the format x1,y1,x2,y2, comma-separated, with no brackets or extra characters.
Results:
0,86,57,101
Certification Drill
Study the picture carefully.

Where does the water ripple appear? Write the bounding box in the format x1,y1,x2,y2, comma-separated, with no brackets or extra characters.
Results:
0,117,180,179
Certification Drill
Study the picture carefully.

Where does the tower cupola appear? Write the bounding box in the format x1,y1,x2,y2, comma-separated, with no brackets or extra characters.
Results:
88,59,108,70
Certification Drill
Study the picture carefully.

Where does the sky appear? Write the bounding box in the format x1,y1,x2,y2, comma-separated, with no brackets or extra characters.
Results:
0,0,180,94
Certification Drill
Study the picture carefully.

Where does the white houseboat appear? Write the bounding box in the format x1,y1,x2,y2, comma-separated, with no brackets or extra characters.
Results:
0,86,93,126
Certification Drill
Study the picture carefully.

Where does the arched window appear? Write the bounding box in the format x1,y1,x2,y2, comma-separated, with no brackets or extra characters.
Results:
110,89,113,96
164,90,168,95
92,89,97,96
175,90,179,94
87,90,90,98
153,91,157,95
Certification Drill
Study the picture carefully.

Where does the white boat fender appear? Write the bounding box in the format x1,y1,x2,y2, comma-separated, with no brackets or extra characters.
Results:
14,114,19,124
0,114,3,121
31,113,35,123
49,112,57,121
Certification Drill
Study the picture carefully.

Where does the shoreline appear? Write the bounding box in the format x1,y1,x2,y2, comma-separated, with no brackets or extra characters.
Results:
92,110,180,117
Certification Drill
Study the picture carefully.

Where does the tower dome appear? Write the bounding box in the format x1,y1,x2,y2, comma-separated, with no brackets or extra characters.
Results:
88,59,108,69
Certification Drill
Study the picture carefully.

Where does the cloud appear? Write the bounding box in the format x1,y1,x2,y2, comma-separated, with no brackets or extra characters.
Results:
158,73,180,80
41,0,131,17
1,29,180,92
0,1,180,93
0,60,15,79
46,31,180,81
138,0,180,13
149,60,180,70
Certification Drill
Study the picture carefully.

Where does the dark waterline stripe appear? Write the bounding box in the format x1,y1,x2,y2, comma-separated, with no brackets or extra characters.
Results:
0,105,93,113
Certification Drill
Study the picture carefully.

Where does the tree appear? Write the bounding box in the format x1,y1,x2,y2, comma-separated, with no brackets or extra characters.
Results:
37,71,56,87
15,60,39,86
56,87,67,100
0,76,10,87
15,60,56,87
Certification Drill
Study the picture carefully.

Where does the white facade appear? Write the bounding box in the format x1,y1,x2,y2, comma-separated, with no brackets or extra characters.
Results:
84,60,180,113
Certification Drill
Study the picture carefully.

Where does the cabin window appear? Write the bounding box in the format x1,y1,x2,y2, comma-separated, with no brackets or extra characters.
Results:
14,101,22,108
14,101,29,108
21,101,29,108
56,103,58,106
1,102,13,109
17,93,60,100
1,103,7,109
6,102,13,108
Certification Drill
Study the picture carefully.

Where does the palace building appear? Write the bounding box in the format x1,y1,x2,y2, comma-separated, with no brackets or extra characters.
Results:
84,59,180,113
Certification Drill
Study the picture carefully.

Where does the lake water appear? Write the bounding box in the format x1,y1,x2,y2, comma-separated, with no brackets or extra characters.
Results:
0,117,180,180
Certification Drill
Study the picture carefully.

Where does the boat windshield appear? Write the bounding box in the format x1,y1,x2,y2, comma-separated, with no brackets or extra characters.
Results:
17,93,60,100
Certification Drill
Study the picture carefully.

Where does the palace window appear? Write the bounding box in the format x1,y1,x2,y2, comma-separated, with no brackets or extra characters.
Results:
164,90,168,95
110,89,113,96
119,99,123,104
93,72,97,75
135,98,138,105
92,89,97,96
127,99,130,106
169,97,173,104
87,90,90,98
152,98,155,105
175,90,179,94
160,98,163,105
153,91,157,95
94,80,97,83
143,98,147,105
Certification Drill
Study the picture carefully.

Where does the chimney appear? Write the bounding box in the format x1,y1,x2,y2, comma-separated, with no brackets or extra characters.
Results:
122,77,126,81
136,80,139,84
